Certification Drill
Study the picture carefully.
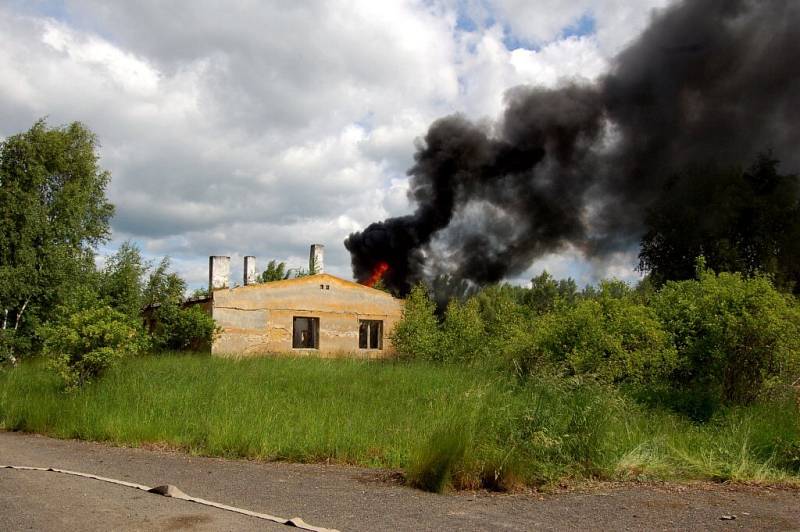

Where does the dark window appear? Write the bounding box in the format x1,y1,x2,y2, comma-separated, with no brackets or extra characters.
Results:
293,317,319,349
359,320,383,349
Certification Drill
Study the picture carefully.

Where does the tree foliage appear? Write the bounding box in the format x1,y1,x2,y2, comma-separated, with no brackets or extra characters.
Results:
525,271,578,314
639,154,800,292
189,287,210,300
142,257,186,307
259,260,288,282
100,241,148,318
0,120,113,361
97,243,185,315
391,284,440,360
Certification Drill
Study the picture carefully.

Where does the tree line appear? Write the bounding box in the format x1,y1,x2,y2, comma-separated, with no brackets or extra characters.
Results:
0,120,215,386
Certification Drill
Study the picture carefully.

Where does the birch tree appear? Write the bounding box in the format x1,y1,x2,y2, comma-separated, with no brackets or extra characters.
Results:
0,120,113,362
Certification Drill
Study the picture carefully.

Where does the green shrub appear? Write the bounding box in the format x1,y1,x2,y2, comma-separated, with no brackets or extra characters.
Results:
151,303,218,351
517,293,676,384
438,298,485,364
653,264,800,404
42,306,147,388
474,285,532,366
391,284,440,360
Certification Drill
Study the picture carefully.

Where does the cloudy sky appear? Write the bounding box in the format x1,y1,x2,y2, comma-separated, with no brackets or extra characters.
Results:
0,0,671,289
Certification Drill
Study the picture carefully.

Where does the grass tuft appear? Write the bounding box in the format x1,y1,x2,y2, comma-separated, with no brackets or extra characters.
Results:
407,419,470,493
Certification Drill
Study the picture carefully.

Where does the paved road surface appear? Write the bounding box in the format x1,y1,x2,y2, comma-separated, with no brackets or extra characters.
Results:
1,431,799,531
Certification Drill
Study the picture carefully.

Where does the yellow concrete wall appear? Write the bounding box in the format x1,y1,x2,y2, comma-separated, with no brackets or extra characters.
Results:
210,273,403,358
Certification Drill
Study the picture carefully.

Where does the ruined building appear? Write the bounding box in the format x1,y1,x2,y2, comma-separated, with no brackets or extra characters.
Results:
196,245,403,357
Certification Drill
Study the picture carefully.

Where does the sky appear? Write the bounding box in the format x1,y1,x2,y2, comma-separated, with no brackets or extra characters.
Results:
0,0,672,290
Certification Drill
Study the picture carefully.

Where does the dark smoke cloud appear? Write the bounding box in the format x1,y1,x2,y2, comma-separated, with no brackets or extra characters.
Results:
345,0,800,295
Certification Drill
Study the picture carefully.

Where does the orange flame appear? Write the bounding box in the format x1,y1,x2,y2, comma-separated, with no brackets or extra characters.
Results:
364,261,389,287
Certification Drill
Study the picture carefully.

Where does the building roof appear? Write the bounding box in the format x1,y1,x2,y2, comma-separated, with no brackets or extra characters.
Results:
213,272,400,300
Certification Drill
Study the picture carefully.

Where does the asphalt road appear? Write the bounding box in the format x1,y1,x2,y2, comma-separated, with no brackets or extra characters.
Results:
1,431,799,531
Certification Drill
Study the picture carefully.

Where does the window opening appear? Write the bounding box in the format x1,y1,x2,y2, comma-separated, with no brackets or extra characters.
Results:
359,320,383,349
293,317,319,349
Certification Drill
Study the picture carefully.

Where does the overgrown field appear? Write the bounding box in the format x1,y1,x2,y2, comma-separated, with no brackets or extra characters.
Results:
1,354,798,492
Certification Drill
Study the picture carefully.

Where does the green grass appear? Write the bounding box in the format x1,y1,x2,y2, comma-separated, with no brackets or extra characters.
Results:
1,354,798,492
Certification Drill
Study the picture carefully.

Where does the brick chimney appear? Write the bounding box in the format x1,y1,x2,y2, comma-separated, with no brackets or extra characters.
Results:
309,244,324,274
209,256,230,290
244,256,257,285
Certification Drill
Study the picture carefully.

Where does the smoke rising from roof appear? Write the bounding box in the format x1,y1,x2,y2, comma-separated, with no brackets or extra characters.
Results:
345,0,800,295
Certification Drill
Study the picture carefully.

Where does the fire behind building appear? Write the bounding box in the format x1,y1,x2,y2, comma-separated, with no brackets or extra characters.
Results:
186,245,403,357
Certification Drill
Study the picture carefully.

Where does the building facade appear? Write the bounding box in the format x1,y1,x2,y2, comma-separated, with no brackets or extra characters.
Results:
200,247,403,357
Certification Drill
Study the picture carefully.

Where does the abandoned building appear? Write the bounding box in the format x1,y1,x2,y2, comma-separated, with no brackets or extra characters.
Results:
194,245,403,357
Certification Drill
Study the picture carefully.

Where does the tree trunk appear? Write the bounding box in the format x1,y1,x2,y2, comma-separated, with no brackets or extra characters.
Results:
14,298,29,330
2,299,29,367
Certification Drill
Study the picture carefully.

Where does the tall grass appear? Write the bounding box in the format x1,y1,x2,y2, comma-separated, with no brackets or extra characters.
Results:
1,354,798,492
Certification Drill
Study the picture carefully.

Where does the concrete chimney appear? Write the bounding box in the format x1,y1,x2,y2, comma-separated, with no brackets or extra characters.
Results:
244,256,257,285
309,244,324,274
209,256,230,291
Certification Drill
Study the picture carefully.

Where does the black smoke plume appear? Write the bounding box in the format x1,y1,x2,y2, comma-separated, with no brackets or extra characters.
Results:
345,0,800,295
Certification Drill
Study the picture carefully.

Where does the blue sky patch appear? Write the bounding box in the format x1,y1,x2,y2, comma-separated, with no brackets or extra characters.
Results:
562,12,597,40
454,2,598,52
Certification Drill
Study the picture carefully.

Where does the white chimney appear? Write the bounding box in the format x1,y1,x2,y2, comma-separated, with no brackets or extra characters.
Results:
244,256,257,285
309,244,324,274
209,256,230,290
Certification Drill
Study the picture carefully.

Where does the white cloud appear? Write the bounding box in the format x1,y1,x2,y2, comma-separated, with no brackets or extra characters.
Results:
483,0,672,53
41,21,160,95
509,35,607,85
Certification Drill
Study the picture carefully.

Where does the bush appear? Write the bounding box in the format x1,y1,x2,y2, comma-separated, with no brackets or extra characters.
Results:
42,306,147,388
391,284,440,360
474,285,532,366
151,303,218,351
438,298,484,364
653,264,800,404
517,289,677,384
